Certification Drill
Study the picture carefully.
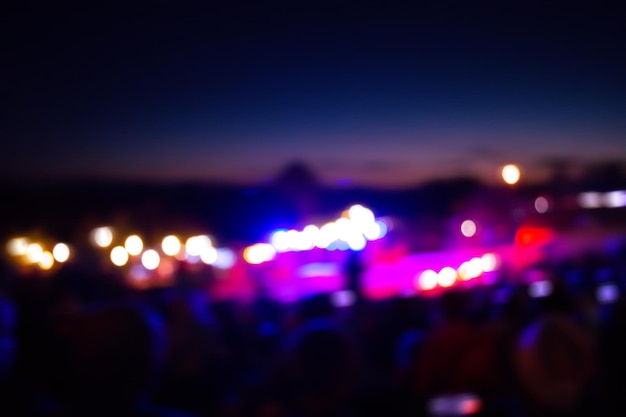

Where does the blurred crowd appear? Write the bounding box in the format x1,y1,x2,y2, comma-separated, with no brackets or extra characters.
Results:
1,251,626,417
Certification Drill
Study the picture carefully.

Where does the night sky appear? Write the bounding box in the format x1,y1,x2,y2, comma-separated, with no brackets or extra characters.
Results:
4,1,626,188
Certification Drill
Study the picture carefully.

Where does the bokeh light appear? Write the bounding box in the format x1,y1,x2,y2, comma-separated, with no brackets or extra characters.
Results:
437,267,457,288
6,237,29,256
460,220,476,237
26,243,44,263
141,249,160,270
214,248,236,269
501,164,520,185
200,246,218,265
243,243,276,265
125,235,143,256
534,196,549,213
417,269,437,291
38,251,54,270
91,226,113,248
52,243,70,263
480,253,498,272
577,192,602,208
185,235,212,256
161,235,181,256
110,246,129,267
270,229,290,252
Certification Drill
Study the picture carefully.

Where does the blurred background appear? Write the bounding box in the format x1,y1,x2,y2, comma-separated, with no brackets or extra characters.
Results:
2,1,626,416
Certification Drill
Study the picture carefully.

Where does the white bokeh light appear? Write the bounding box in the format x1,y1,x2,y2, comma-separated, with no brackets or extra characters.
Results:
125,235,143,256
91,226,113,248
161,235,181,256
141,249,160,270
460,220,476,237
417,270,438,291
110,246,129,267
501,164,521,185
53,243,70,263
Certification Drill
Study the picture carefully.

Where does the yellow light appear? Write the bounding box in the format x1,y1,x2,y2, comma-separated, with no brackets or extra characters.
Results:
53,243,70,263
91,226,113,248
141,249,160,270
161,235,181,256
501,164,520,185
39,251,54,270
243,243,276,265
26,243,44,263
110,246,129,266
7,237,29,256
461,220,476,237
125,235,143,256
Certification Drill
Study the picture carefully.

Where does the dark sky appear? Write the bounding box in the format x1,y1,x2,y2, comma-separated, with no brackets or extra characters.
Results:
4,1,626,187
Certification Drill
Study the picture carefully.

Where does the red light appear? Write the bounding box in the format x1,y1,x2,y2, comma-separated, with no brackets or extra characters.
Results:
515,227,553,247
460,398,482,415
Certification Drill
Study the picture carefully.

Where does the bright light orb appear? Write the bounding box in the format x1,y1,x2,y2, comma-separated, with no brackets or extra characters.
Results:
347,234,367,251
141,249,160,270
26,243,44,263
466,257,484,279
7,237,29,256
270,230,290,252
481,253,498,272
577,192,602,208
214,248,236,269
91,226,113,248
534,196,549,213
348,204,375,226
38,251,54,270
529,280,553,298
316,222,338,249
185,235,212,256
125,235,143,256
437,267,457,288
363,221,382,241
461,220,477,238
200,246,218,265
417,269,438,291
53,243,70,263
605,190,626,208
161,235,181,256
243,243,276,265
110,246,129,267
501,164,521,185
